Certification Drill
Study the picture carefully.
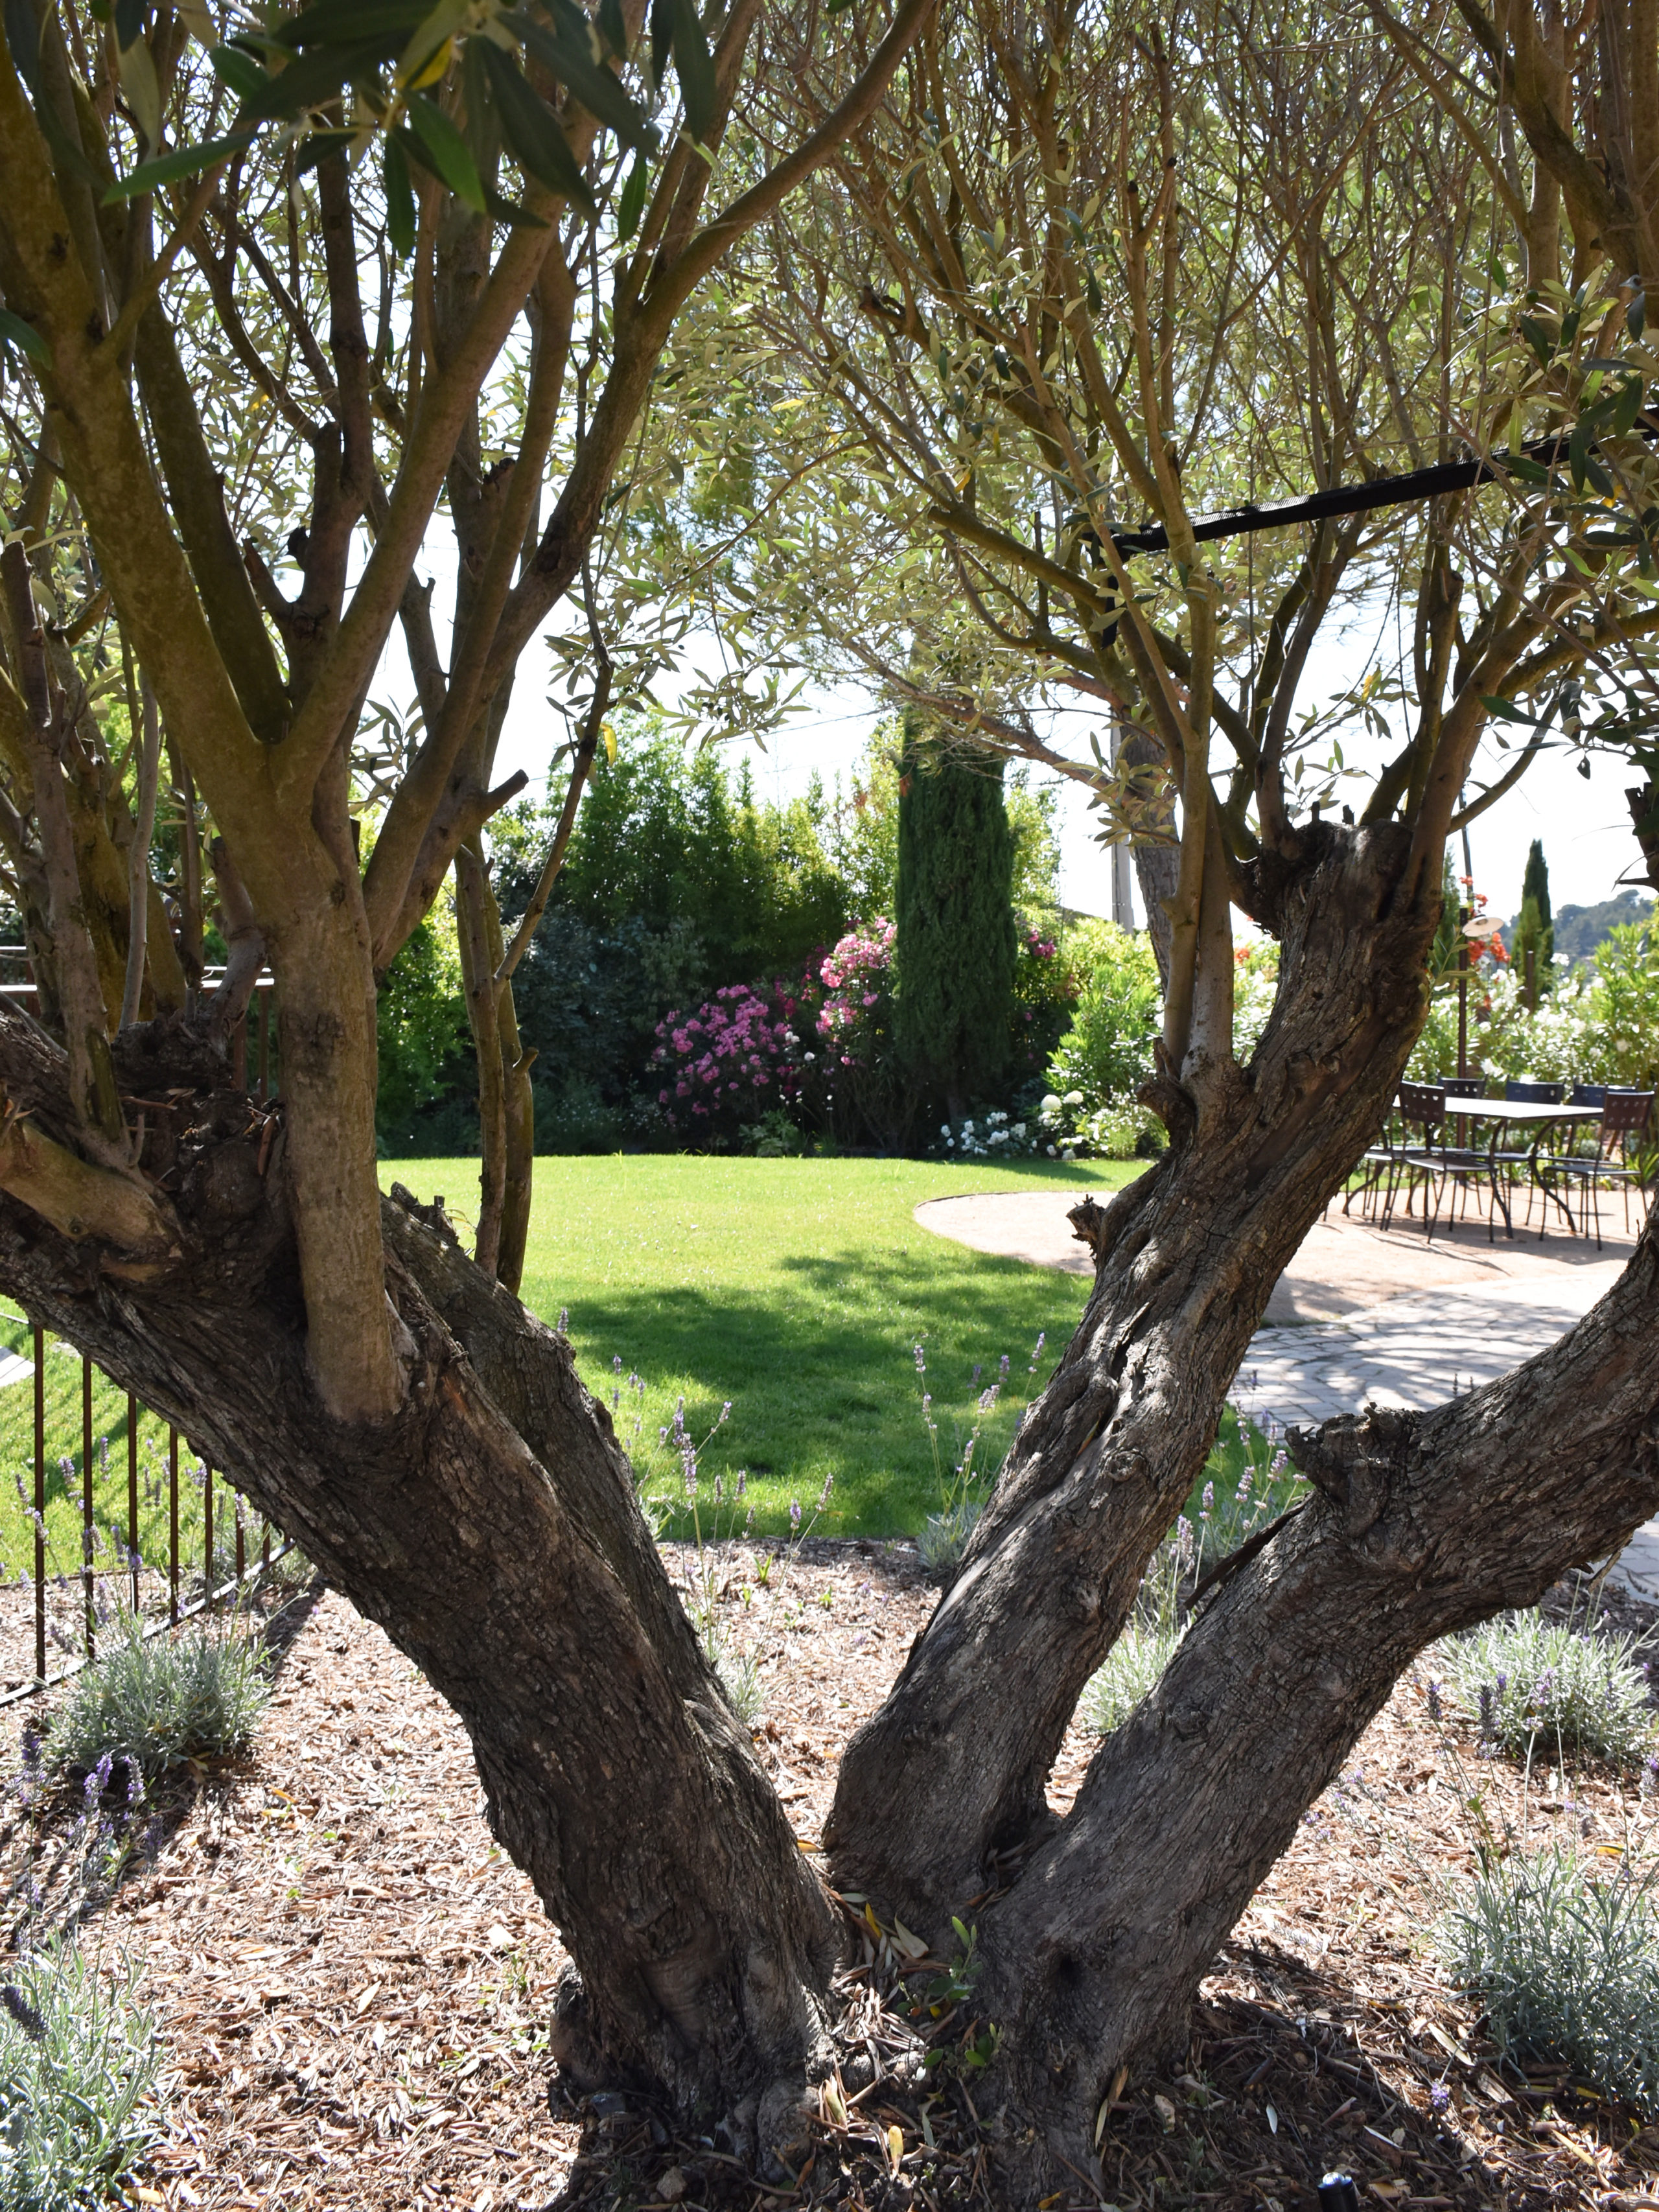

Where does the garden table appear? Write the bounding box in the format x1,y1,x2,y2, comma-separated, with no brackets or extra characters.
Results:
1421,1096,1595,1238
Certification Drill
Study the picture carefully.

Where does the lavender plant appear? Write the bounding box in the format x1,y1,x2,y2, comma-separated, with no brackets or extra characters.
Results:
0,1938,159,2207
47,1606,271,1780
1080,1419,1306,1736
914,1334,1045,1577
1080,1517,1192,1734
1440,1608,1656,1769
1439,1841,1659,2112
649,1390,783,1726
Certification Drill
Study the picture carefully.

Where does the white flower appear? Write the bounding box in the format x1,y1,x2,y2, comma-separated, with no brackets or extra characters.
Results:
1062,1148,1076,1161
1062,1091,1085,1108
1012,1123,1026,1137
1047,1144,1058,1157
1041,1094,1061,1113
940,1124,951,1137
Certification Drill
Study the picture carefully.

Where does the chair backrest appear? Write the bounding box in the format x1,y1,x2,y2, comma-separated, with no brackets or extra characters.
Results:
1506,1078,1564,1103
1570,1083,1607,1108
1439,1075,1485,1099
1602,1089,1654,1137
1398,1080,1445,1131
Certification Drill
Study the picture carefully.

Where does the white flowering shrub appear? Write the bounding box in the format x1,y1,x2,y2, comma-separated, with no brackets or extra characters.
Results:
1406,918,1656,1093
937,1110,1041,1158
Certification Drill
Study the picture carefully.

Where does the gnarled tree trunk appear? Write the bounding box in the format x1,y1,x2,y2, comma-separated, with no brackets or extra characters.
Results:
0,1019,838,2141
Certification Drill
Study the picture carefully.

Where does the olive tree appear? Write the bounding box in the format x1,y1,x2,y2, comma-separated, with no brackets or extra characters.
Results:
0,0,1658,2201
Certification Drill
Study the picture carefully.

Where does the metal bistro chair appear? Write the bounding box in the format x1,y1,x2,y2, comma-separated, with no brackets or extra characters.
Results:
1488,1078,1565,1233
1342,1101,1400,1221
1393,1080,1513,1239
1386,1082,1446,1233
1538,1089,1656,1247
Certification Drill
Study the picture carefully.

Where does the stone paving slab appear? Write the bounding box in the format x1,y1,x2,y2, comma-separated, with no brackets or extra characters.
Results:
1230,1266,1626,1436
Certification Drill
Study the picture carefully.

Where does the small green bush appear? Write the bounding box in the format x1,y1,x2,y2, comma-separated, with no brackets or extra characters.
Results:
1439,1843,1659,2111
48,1612,271,1780
0,1941,158,2207
1438,1609,1655,1769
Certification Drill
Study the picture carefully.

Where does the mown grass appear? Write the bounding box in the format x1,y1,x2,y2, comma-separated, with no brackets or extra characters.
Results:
385,1154,1144,1536
0,1155,1149,1566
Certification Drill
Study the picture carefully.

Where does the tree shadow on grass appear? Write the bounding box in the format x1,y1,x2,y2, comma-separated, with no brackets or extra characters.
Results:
540,1246,1088,1535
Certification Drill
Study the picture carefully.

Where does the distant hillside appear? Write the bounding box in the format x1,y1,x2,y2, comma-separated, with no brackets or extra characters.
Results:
1501,889,1655,968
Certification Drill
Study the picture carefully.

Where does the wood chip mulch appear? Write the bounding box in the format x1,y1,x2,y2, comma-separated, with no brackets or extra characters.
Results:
8,1543,1659,2210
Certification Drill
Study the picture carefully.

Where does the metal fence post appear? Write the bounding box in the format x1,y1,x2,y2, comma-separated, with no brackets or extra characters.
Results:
32,1322,44,1683
168,1429,180,1627
127,1394,139,1613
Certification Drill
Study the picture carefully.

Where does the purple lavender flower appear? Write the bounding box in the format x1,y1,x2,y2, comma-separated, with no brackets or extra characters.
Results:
1429,2082,1450,2115
1,1986,44,2042
790,1500,802,1531
1426,1679,1442,1722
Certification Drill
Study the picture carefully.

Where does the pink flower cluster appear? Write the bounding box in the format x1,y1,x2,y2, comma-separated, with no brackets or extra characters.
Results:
817,920,894,1067
651,984,800,1129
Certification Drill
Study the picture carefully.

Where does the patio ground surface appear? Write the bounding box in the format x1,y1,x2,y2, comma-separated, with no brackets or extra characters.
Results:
913,1187,1657,1596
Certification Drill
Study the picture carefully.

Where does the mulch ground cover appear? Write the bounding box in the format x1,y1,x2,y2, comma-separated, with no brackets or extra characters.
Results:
8,1539,1659,2211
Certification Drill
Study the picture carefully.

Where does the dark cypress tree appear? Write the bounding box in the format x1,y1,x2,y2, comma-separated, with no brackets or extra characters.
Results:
894,719,1018,1122
1513,837,1555,999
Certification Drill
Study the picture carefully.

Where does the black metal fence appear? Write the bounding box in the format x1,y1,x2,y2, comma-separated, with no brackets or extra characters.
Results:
0,1332,291,1710
0,963,290,1706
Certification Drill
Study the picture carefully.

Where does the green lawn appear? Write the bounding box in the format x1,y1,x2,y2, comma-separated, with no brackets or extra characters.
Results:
385,1155,1143,1537
0,1149,1279,1578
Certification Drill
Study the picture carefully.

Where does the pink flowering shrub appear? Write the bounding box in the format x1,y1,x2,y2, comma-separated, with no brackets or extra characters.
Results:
1010,923,1074,1072
817,919,896,1071
651,984,803,1136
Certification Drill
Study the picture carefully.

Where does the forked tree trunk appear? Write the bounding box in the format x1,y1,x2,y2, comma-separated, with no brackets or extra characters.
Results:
826,819,1444,1922
1,817,1655,2207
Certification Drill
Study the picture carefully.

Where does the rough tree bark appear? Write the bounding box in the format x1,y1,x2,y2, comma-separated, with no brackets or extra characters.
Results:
0,1010,838,2139
978,1216,1659,2187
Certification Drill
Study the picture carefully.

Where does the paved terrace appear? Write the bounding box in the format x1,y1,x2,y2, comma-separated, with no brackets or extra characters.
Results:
915,1187,1658,1600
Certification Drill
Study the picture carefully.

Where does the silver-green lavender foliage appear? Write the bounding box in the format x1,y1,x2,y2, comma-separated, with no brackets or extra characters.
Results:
1439,1844,1659,2112
703,1628,765,1727
1439,1610,1655,1769
1080,1436,1306,1736
0,1942,158,2208
917,1496,982,1576
1079,1612,1187,1735
48,1614,271,1780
